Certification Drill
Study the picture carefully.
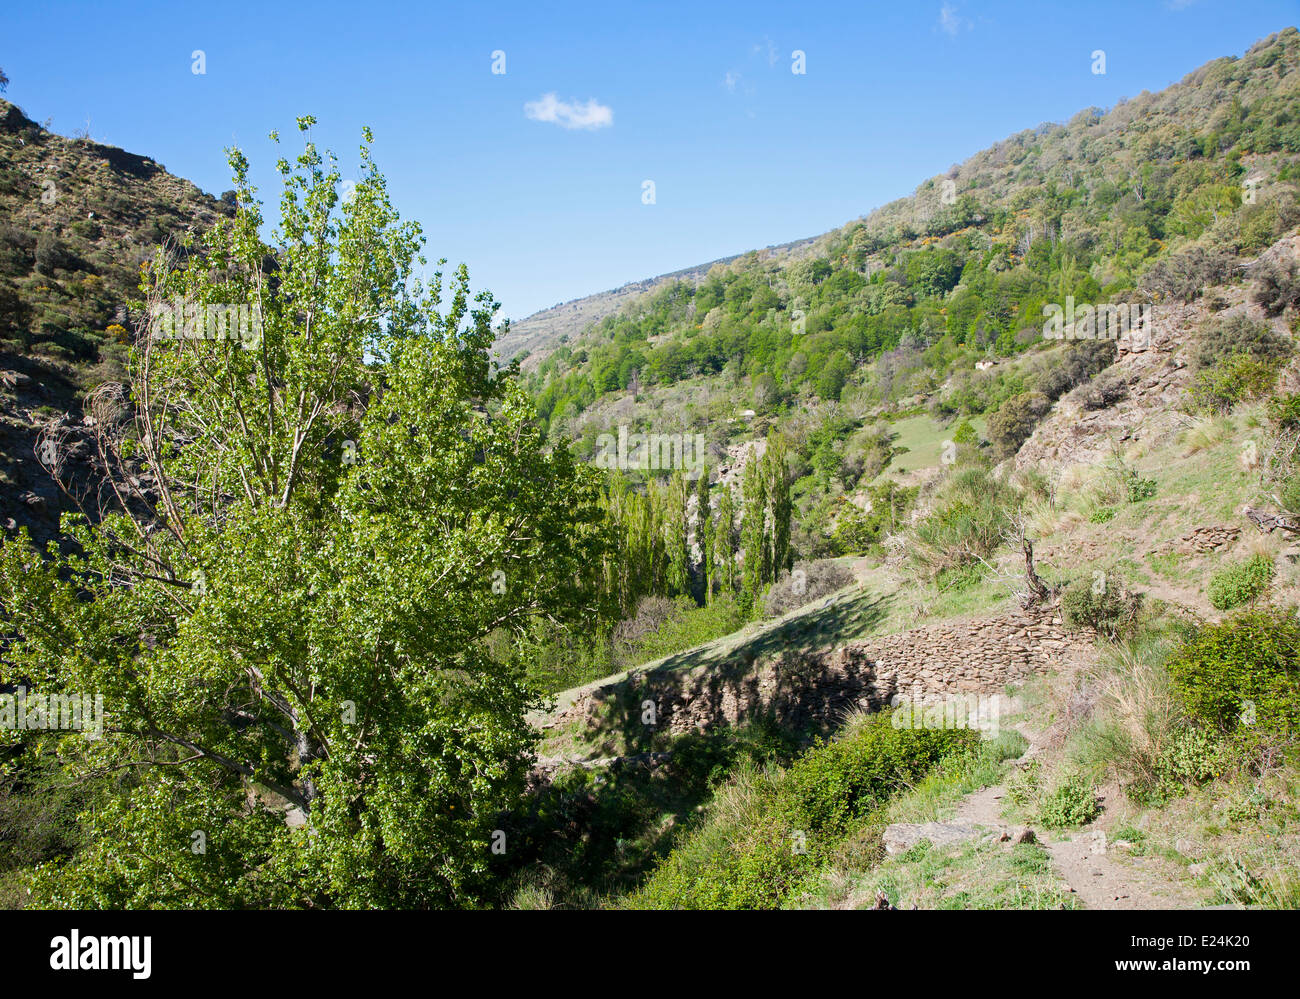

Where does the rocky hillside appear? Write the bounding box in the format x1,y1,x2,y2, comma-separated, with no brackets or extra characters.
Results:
0,98,231,544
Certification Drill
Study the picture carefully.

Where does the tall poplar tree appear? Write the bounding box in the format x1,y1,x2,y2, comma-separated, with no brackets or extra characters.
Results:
695,467,712,603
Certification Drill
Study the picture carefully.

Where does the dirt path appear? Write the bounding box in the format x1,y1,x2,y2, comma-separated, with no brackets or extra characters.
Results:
1040,822,1200,910
950,723,1205,910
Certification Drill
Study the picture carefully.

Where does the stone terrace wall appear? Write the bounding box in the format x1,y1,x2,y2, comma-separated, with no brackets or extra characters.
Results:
553,605,1093,741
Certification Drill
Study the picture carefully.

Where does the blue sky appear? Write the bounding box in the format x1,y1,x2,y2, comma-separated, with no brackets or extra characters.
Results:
1,1,1296,321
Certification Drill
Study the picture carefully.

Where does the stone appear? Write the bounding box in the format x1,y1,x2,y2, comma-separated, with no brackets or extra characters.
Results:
882,821,984,855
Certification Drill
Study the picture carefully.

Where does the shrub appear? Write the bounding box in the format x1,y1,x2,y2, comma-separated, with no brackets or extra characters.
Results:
1060,574,1143,638
1207,554,1274,611
1036,772,1100,828
628,714,975,909
1071,637,1209,804
1280,470,1300,517
1126,473,1157,502
764,560,855,616
1138,244,1235,303
829,481,918,556
1081,368,1129,410
1165,608,1300,736
1267,393,1300,432
1089,506,1116,523
1006,759,1042,807
986,391,1050,459
909,468,1019,581
1191,314,1292,372
951,419,978,446
1253,259,1300,317
33,233,70,274
1187,354,1282,413
781,718,976,837
1030,343,1117,403
1141,727,1228,803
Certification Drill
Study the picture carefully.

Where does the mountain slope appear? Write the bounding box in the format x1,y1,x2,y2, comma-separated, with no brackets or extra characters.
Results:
0,98,232,543
495,232,824,370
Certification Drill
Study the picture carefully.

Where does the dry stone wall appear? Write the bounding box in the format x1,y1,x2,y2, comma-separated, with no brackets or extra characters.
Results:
553,605,1093,740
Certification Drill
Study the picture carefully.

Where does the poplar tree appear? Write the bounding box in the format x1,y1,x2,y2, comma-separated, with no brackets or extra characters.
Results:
695,466,712,603
0,119,606,908
665,470,690,597
742,451,768,604
714,483,736,595
765,433,793,579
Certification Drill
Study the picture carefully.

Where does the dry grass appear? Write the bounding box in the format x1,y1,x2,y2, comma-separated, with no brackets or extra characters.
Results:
1072,639,1187,792
1179,414,1233,455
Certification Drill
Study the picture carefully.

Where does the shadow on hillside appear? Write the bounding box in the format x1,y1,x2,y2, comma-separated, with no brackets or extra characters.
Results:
571,588,894,759
653,587,893,673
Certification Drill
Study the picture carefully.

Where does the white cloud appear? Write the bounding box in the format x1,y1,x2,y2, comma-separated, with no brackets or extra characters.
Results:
724,71,742,92
523,93,613,130
751,37,778,67
938,3,970,36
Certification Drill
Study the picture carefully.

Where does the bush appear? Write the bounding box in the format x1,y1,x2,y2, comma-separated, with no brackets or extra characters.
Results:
763,560,855,616
1138,244,1236,303
1006,760,1042,807
1207,554,1274,610
1030,343,1117,403
1140,727,1228,803
1060,574,1143,638
628,713,975,909
986,391,1050,459
1253,259,1300,317
1191,314,1292,372
951,418,978,447
1279,470,1300,518
33,233,70,275
1036,772,1100,828
1267,393,1300,432
1081,368,1129,410
909,468,1019,581
1188,354,1283,414
1126,473,1157,502
782,718,975,837
828,481,918,556
1165,608,1300,736
1070,637,1216,805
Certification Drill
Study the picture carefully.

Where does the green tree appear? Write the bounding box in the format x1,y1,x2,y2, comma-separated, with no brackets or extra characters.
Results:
765,433,792,579
714,484,736,595
0,119,605,908
742,452,768,605
665,470,690,597
695,468,713,602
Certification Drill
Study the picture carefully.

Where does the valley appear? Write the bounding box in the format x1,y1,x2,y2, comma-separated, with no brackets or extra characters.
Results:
0,22,1299,916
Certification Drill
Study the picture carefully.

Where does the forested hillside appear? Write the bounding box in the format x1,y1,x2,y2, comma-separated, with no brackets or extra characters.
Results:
2,27,1300,914
519,27,1300,560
